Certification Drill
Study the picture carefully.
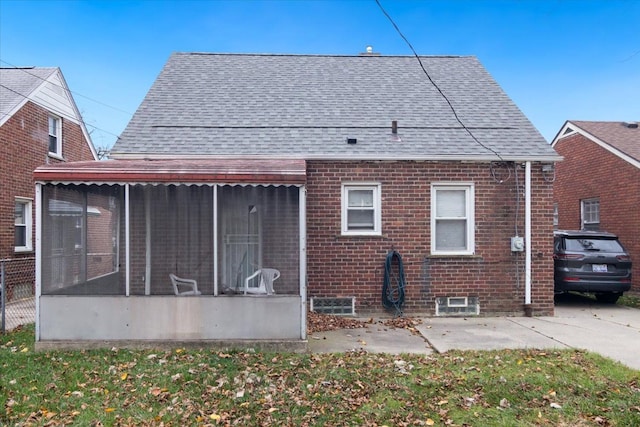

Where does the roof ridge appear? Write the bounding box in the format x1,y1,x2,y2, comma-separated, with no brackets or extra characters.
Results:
176,52,473,59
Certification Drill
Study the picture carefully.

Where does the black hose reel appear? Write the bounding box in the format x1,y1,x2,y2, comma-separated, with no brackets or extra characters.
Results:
382,250,406,316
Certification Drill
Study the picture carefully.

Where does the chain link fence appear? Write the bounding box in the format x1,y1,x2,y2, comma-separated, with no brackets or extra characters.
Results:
1,257,36,333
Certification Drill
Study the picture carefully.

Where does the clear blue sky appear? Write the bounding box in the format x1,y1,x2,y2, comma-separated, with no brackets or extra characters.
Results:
1,0,638,150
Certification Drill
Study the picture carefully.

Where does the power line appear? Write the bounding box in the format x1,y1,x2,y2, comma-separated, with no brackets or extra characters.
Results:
0,59,134,116
374,0,504,161
0,82,122,140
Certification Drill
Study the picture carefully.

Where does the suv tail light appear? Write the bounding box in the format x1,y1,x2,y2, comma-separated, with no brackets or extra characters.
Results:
616,255,631,261
553,253,584,260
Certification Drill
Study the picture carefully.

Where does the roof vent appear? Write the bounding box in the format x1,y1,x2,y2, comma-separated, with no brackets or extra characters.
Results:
359,45,380,56
623,121,638,129
390,120,402,142
346,137,357,144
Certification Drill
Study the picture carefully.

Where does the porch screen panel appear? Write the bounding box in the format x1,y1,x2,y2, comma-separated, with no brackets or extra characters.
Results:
143,185,214,295
86,190,120,280
217,185,300,295
41,185,123,295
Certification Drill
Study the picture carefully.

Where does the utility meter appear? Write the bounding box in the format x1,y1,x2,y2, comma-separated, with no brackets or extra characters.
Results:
511,236,525,252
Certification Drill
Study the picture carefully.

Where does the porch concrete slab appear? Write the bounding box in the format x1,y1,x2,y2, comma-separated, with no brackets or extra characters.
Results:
508,304,640,371
417,317,569,353
416,302,640,371
308,322,433,355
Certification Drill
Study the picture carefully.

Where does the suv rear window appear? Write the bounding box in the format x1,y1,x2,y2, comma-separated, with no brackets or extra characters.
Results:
564,238,624,252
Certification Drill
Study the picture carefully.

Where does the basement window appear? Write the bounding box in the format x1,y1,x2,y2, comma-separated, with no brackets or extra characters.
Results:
310,297,355,315
435,296,479,316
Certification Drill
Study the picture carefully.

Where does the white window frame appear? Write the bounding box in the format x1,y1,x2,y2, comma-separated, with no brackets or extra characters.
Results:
431,183,475,255
14,198,33,252
581,198,600,230
341,183,382,236
48,114,62,158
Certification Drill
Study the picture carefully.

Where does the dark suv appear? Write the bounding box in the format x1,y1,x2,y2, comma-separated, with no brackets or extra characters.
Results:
554,230,632,303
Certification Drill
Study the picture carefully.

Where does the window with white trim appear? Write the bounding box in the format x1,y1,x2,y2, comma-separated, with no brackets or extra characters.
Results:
341,183,381,235
581,198,599,231
48,115,62,157
14,198,33,252
431,183,474,255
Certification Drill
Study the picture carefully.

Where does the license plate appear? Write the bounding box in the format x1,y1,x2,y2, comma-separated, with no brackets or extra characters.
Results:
592,264,608,273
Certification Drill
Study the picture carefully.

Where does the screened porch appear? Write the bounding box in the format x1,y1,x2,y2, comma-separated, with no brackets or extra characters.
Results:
33,159,307,346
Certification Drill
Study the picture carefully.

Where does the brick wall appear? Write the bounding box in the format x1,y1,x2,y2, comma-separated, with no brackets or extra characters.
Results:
0,101,95,291
554,133,640,293
306,160,555,316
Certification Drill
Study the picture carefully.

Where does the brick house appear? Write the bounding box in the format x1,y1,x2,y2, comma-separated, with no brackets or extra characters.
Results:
0,67,97,301
33,53,560,348
551,120,639,293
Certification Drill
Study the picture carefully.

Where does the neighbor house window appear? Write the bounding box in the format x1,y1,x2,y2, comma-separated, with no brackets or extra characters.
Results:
48,115,62,157
14,198,33,252
431,183,474,255
341,183,381,235
581,198,599,231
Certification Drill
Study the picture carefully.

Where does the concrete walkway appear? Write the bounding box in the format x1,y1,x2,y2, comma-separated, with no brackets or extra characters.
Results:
309,296,640,371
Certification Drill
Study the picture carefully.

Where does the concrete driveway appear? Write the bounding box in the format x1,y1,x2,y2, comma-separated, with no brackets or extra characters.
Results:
309,294,640,371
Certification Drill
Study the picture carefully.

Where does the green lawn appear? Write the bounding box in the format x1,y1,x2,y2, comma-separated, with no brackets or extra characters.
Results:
1,324,639,426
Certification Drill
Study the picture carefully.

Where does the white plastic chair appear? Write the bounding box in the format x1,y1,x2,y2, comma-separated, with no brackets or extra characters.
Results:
170,274,202,296
244,268,280,295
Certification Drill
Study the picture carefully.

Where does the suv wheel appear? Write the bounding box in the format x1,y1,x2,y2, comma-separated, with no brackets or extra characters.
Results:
595,292,622,304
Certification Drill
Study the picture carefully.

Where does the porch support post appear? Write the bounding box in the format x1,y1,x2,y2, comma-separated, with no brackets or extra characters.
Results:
145,187,151,295
525,161,532,305
299,185,307,340
34,183,42,341
213,185,218,296
125,183,131,297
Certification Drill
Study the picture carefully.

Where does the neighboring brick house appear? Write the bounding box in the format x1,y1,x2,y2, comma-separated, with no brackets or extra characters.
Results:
33,53,560,347
551,120,639,293
0,67,97,301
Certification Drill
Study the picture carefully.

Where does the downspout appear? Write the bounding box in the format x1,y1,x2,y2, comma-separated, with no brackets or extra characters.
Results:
525,161,532,311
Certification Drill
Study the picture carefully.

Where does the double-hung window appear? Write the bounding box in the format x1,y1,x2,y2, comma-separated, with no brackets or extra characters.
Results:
431,183,474,255
15,198,33,252
48,115,62,157
341,183,381,235
581,198,599,231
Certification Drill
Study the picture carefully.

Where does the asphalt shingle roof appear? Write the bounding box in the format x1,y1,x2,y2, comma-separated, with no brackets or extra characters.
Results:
112,53,558,161
570,120,640,163
0,67,57,120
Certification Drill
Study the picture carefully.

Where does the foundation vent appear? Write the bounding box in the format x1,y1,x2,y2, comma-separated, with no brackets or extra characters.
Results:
435,296,480,316
310,297,355,315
